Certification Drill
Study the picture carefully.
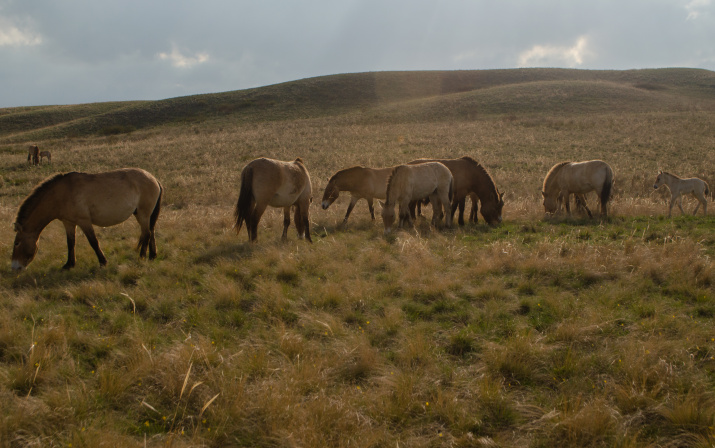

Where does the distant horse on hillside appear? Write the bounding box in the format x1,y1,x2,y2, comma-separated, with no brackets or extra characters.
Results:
408,156,504,226
39,150,51,164
12,168,163,271
382,162,453,234
653,171,710,217
321,165,395,224
234,157,313,242
542,160,614,217
27,145,39,166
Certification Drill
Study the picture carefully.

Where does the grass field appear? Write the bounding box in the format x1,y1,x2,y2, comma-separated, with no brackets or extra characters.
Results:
1,69,715,447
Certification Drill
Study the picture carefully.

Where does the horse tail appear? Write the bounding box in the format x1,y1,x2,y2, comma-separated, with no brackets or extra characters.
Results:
448,176,454,202
150,183,163,231
234,165,254,233
601,166,614,206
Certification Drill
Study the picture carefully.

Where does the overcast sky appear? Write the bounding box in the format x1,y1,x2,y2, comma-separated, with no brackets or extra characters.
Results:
1,0,714,108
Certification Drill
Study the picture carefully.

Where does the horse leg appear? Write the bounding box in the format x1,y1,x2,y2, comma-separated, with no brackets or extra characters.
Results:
562,192,572,216
79,223,107,266
676,194,686,215
367,198,375,221
343,197,358,224
692,192,706,215
62,221,77,270
302,203,312,242
282,206,291,241
250,203,267,242
454,198,465,226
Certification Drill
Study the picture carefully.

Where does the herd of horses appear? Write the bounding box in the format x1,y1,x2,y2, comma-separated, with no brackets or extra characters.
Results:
27,145,51,166
10,154,711,272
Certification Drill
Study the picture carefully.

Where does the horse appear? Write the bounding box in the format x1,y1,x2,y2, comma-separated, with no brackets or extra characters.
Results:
234,157,313,242
408,156,504,226
542,160,614,217
12,168,163,271
27,145,39,166
653,171,710,217
381,162,453,234
321,165,394,224
39,150,51,164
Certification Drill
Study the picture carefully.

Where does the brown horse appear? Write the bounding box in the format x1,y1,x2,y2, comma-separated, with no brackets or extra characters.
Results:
27,145,39,166
382,162,453,234
542,160,614,217
234,157,312,242
12,168,163,271
321,165,394,224
408,156,505,226
39,150,51,164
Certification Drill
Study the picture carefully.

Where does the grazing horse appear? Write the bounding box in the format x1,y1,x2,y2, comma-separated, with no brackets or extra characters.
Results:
27,145,39,166
653,171,710,217
234,157,313,242
542,160,614,217
12,168,163,271
321,165,394,224
408,156,505,226
39,150,51,164
382,162,453,234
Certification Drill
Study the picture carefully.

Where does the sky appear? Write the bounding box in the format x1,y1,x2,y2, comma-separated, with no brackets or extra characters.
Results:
1,0,714,108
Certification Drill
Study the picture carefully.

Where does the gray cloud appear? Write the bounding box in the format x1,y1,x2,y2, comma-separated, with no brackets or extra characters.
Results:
1,0,713,107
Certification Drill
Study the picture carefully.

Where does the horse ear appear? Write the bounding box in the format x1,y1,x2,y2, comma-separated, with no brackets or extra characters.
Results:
12,222,22,233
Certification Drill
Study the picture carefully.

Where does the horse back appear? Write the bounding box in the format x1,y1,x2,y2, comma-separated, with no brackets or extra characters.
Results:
249,157,311,207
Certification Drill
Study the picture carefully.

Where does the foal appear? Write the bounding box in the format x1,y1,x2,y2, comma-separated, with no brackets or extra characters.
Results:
653,171,710,217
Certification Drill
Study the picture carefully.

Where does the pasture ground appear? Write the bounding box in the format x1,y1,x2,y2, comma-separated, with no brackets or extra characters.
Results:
1,70,715,447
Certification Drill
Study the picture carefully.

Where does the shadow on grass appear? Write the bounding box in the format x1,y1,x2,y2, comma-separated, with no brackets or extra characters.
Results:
193,242,256,264
8,263,113,289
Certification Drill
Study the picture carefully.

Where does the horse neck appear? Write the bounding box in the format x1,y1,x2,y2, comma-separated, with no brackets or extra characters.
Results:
18,190,61,234
469,166,499,203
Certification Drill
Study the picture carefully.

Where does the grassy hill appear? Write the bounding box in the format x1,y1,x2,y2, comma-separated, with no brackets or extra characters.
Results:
2,68,715,143
1,68,715,447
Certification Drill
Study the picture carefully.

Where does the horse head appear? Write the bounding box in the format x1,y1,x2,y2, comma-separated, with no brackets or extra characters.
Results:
321,179,340,210
542,191,560,214
11,224,39,272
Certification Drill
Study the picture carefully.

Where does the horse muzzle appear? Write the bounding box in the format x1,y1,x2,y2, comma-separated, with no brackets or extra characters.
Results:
11,260,25,272
321,200,330,210
653,184,658,189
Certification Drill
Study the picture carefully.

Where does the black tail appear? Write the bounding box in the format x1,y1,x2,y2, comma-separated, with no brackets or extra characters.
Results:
601,169,613,207
150,184,163,231
448,177,454,202
234,166,254,234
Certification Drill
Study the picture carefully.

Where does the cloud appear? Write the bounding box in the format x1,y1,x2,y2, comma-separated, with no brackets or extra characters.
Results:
685,0,711,20
518,36,592,68
0,16,42,46
157,44,209,68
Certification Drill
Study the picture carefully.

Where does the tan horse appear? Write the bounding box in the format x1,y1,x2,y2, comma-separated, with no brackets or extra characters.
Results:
654,171,710,217
27,145,39,166
382,162,453,234
12,168,163,271
234,157,312,242
321,165,394,224
39,150,51,164
542,160,614,217
408,156,505,226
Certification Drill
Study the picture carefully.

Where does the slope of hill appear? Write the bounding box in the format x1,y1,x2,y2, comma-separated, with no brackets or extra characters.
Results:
1,68,714,143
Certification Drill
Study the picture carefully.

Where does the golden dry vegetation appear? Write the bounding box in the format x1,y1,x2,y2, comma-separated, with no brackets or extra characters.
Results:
1,69,715,447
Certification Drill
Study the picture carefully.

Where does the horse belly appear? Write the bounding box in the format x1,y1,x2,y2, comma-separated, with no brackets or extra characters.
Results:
90,200,137,227
269,189,301,208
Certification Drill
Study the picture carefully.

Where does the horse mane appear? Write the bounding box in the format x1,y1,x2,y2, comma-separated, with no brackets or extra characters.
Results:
15,172,74,226
542,161,572,192
660,171,680,179
329,165,365,182
460,156,500,199
384,165,407,205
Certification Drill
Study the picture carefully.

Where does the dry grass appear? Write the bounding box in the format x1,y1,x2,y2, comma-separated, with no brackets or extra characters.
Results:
0,69,714,447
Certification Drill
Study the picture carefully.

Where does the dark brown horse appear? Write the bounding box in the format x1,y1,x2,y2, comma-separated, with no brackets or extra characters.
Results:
408,156,504,225
234,157,313,242
12,168,163,271
27,145,39,166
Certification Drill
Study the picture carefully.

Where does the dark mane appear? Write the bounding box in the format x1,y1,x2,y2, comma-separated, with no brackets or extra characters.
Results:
460,156,500,199
384,165,406,205
661,171,680,179
15,172,74,226
542,161,572,193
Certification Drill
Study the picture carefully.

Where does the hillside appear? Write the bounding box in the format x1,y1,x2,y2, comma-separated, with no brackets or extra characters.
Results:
2,68,715,144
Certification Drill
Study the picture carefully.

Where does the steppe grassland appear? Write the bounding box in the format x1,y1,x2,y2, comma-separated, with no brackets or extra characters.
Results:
0,109,714,447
